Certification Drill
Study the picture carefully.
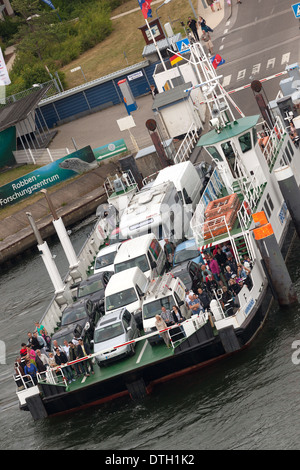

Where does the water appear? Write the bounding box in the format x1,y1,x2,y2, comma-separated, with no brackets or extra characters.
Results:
1,218,300,451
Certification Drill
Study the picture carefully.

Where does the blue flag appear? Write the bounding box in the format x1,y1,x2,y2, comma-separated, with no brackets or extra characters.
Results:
41,0,55,10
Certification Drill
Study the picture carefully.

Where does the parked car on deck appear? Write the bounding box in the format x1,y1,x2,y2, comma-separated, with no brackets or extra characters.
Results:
93,307,140,366
94,244,120,274
170,260,203,292
172,238,203,267
75,271,113,313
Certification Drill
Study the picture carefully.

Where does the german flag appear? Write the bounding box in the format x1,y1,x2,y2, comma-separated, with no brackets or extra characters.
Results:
170,53,183,66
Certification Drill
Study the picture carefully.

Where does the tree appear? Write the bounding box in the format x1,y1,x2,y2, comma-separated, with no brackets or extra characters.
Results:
11,0,60,62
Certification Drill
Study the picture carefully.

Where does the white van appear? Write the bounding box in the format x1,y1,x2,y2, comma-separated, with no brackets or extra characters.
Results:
104,267,149,328
151,161,203,213
93,243,120,274
113,233,166,280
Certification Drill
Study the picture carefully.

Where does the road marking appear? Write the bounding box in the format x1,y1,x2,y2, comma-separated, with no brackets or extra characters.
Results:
220,44,224,50
226,21,230,26
136,340,148,364
252,63,261,75
267,58,276,69
224,29,228,34
222,75,232,87
281,53,291,64
237,69,246,80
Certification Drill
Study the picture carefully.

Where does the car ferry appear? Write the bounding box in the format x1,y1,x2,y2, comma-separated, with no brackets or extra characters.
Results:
13,41,300,420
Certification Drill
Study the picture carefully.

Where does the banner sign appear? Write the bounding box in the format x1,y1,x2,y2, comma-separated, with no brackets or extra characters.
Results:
0,146,97,208
0,48,11,86
93,139,127,161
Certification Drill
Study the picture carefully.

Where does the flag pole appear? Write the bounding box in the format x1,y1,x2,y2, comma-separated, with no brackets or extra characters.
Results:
145,18,167,71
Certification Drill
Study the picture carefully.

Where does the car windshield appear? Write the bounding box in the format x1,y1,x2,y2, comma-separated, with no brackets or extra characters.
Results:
106,287,138,311
115,254,149,274
173,247,198,265
61,306,87,326
77,279,104,298
94,322,124,343
143,295,173,320
176,271,191,286
94,251,116,269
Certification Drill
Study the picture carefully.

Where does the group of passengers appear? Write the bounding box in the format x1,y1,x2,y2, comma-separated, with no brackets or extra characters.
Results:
15,320,94,389
185,242,253,317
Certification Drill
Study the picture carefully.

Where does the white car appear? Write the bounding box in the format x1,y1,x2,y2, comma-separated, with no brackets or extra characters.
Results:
93,243,120,274
93,308,139,365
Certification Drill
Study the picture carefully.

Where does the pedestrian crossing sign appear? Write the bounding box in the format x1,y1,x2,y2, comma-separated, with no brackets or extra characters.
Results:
176,38,190,53
291,2,300,18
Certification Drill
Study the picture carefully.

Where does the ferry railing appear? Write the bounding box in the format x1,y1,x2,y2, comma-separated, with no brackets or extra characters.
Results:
104,170,137,199
173,122,199,164
32,314,210,387
190,167,224,244
256,117,286,171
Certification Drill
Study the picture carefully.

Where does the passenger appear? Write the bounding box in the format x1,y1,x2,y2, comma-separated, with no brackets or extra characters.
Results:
24,359,38,386
77,339,95,377
68,341,82,377
26,345,37,365
61,340,69,360
214,247,228,273
201,264,212,282
34,321,48,337
188,293,203,316
197,287,211,311
27,332,39,351
35,349,49,371
208,256,222,285
164,239,175,269
237,262,250,279
160,306,174,326
221,286,233,306
48,352,57,369
33,332,47,355
206,274,218,293
228,276,241,296
35,350,48,373
155,315,170,348
55,348,74,384
20,343,28,359
225,264,235,282
171,305,185,323
225,252,237,273
52,340,63,353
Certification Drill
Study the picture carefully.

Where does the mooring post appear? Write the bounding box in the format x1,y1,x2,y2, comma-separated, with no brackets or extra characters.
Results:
274,165,300,239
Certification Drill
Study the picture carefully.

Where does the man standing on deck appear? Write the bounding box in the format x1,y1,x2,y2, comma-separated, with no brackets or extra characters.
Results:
77,338,94,377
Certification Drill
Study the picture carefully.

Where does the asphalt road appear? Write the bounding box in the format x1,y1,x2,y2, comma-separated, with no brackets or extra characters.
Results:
213,0,300,118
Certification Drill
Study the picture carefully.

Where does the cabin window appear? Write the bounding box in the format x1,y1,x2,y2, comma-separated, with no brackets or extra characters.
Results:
285,146,292,163
221,141,236,175
264,193,274,218
206,146,223,162
238,132,252,153
267,193,274,211
150,239,161,260
252,128,258,146
287,140,294,156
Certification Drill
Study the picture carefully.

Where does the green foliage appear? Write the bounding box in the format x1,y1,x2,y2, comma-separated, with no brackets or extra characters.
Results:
0,16,20,46
7,0,117,93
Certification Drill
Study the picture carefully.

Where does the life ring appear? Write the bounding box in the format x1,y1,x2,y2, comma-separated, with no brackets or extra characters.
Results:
243,200,251,216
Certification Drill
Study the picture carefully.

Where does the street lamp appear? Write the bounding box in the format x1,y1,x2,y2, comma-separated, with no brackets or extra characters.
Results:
156,0,172,18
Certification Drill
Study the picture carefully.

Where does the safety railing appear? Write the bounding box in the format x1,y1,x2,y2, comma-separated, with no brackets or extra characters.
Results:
173,122,199,164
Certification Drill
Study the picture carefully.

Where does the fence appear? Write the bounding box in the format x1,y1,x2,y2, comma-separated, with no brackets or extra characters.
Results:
13,148,71,165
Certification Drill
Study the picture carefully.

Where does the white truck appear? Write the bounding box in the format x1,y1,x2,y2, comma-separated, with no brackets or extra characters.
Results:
142,272,190,345
104,266,149,329
118,180,187,244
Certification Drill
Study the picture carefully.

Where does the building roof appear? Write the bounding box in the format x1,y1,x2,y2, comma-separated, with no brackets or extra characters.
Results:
0,85,50,133
197,115,261,147
152,82,192,110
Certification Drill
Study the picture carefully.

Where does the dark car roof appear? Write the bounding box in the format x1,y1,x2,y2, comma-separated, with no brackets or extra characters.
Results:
79,271,113,286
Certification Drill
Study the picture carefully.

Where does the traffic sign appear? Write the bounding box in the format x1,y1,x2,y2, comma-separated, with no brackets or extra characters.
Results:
176,38,190,53
291,2,300,18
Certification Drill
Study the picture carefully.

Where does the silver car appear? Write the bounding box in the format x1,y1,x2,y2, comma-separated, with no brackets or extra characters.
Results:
93,308,139,365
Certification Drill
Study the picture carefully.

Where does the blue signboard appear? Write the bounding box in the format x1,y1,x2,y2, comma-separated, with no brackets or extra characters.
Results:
176,38,190,53
291,2,300,18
